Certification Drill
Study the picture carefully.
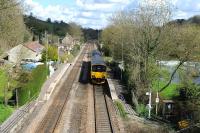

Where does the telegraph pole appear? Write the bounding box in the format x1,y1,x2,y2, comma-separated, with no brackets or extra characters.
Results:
45,31,49,78
16,88,18,108
57,38,60,63
120,6,124,80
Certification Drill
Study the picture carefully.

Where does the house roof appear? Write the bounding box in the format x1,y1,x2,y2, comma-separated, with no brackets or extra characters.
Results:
62,34,74,47
0,52,8,59
25,41,44,53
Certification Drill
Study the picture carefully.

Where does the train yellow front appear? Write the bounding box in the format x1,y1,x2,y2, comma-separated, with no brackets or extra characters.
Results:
91,50,107,84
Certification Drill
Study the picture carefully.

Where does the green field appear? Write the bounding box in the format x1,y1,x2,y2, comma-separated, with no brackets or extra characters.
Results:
152,80,179,99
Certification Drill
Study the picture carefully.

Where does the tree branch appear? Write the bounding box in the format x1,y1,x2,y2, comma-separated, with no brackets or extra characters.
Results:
159,60,185,92
0,0,23,11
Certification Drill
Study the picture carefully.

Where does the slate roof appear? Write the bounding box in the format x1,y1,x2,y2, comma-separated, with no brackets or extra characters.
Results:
25,41,44,53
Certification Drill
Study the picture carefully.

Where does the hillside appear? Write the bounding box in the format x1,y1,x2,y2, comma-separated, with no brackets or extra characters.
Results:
24,15,99,42
171,15,200,25
24,15,70,37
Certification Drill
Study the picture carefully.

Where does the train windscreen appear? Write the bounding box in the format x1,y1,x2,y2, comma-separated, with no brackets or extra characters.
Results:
92,65,106,72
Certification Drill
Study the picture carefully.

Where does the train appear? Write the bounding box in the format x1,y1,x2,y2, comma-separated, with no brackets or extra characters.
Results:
91,50,107,84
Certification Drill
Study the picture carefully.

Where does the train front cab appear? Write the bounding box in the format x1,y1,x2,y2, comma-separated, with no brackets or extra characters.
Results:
91,64,106,84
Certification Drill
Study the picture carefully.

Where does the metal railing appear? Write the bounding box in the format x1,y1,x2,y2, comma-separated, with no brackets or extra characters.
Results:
0,100,36,133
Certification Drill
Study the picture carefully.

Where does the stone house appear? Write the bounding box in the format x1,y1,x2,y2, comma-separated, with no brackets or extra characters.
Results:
4,41,44,63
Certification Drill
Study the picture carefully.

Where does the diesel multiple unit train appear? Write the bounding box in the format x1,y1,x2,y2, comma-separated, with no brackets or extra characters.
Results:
91,50,107,84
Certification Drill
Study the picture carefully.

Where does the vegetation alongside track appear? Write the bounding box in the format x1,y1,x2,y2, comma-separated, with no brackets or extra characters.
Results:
0,104,14,124
114,100,127,119
0,68,16,123
19,65,48,105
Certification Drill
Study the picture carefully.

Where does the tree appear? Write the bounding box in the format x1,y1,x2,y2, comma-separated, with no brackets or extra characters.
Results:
68,22,83,41
102,0,173,104
178,67,200,100
47,18,51,23
102,0,200,106
0,0,26,52
0,0,22,11
158,24,200,92
42,45,58,61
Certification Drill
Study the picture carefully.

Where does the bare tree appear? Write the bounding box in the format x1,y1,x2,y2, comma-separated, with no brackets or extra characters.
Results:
68,22,83,42
0,0,25,53
102,0,173,104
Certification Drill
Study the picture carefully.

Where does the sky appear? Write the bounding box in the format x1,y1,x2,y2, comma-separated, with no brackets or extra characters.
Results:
24,0,200,29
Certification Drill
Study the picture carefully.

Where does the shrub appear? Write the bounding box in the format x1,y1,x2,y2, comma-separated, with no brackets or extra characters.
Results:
114,100,127,118
136,104,148,117
18,65,48,105
0,104,14,124
41,45,58,62
71,44,80,56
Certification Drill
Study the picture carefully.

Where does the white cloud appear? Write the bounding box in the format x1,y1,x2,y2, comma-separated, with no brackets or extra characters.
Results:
76,0,116,11
24,0,130,29
24,0,75,22
24,0,200,29
174,10,188,19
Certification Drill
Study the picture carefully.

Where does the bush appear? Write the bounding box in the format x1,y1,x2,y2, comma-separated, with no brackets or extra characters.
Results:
0,68,15,103
114,100,127,118
71,44,80,56
41,45,58,62
18,65,48,105
136,104,148,117
0,104,14,124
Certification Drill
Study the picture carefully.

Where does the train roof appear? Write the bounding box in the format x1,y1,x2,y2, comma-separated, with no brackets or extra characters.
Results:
91,50,101,56
91,50,105,65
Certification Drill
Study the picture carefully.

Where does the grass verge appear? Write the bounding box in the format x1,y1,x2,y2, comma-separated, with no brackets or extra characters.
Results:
0,69,13,102
0,104,14,124
114,100,127,119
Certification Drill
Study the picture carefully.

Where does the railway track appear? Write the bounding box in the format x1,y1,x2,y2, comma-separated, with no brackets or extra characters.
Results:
94,85,113,133
32,43,118,133
35,46,88,133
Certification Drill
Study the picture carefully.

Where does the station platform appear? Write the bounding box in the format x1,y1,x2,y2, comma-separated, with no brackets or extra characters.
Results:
107,78,119,100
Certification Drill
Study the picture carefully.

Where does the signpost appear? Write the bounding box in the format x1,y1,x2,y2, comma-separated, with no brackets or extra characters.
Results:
155,92,159,115
146,91,152,118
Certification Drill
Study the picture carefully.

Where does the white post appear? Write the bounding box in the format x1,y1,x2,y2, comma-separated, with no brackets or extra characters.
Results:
148,91,152,118
156,92,159,115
